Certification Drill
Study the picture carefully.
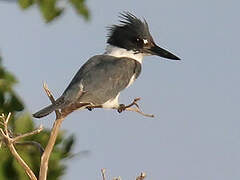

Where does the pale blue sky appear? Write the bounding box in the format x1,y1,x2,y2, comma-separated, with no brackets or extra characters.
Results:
0,0,240,179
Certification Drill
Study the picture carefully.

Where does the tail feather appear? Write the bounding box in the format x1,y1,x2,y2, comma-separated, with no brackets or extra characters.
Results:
33,96,67,118
33,104,57,118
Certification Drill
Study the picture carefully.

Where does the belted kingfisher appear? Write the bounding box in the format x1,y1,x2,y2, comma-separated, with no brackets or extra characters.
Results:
33,12,180,118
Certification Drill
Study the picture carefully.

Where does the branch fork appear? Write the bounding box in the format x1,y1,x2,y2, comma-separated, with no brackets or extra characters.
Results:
119,98,154,118
1,82,152,180
0,113,43,180
101,169,147,180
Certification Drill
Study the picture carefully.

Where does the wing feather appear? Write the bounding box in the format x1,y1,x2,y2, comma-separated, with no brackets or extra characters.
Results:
62,55,141,105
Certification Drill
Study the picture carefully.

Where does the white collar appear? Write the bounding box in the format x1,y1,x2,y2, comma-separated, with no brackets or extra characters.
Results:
104,45,143,64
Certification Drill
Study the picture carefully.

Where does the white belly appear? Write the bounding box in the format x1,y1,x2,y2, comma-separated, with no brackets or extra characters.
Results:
102,93,120,109
126,75,136,88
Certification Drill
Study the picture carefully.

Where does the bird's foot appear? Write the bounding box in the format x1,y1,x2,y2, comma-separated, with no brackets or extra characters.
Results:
117,98,141,113
116,98,154,117
86,107,93,111
117,104,126,113
86,105,102,111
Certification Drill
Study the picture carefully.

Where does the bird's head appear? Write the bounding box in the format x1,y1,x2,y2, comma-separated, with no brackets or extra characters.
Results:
107,12,180,60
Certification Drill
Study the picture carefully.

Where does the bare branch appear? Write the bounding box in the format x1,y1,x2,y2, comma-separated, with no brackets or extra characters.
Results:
39,116,65,180
136,172,146,180
13,125,43,142
5,112,11,124
101,169,147,180
0,128,7,138
86,97,154,118
1,82,151,180
0,113,38,180
113,177,122,180
125,107,154,118
124,98,154,118
43,82,61,118
101,168,106,180
0,113,12,138
0,121,4,126
8,143,37,180
39,83,66,180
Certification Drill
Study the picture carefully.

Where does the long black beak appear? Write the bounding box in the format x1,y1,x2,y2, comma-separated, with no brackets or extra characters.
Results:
148,44,180,60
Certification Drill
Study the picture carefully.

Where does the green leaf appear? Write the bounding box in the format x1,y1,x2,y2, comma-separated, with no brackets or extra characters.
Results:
38,0,63,23
13,155,28,179
18,0,34,9
0,91,4,106
70,0,90,20
2,156,18,179
4,71,17,85
62,135,75,157
14,114,34,134
17,0,90,23
9,93,24,112
0,56,76,179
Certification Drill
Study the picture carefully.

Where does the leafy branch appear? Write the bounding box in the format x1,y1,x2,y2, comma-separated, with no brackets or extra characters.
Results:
17,0,90,23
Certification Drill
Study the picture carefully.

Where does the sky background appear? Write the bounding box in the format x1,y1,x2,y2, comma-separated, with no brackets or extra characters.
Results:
0,0,240,179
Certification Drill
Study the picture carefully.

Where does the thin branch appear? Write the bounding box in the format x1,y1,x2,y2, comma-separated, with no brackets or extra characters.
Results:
43,82,61,118
0,113,38,180
101,168,106,180
1,113,11,138
39,116,64,180
13,125,43,142
125,107,154,118
86,98,154,118
38,84,151,180
5,112,11,124
113,177,121,180
0,121,4,126
0,128,6,138
136,172,146,180
101,169,147,180
39,83,66,180
8,142,37,180
124,98,154,118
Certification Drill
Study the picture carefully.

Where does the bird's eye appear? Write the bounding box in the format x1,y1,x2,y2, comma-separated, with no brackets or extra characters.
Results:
135,38,148,47
143,39,148,45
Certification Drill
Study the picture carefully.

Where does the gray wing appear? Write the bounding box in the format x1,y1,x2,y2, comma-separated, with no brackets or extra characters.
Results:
62,55,141,105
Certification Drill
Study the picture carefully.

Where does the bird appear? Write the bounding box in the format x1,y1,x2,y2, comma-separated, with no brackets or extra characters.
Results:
33,12,180,118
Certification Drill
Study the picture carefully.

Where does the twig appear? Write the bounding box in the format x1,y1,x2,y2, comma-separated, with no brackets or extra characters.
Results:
136,172,146,180
0,138,2,148
113,177,121,180
125,107,154,118
43,82,61,118
0,113,38,180
7,142,37,180
101,168,106,180
0,121,4,126
13,125,43,142
124,98,154,118
87,98,154,118
39,83,66,180
100,169,147,180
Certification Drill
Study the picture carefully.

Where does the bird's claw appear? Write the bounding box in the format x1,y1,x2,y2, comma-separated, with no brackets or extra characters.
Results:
117,98,141,113
117,104,126,113
86,107,93,111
